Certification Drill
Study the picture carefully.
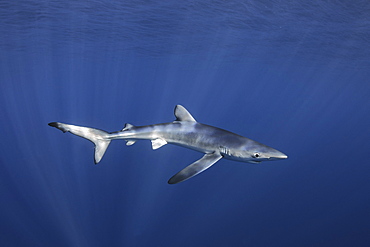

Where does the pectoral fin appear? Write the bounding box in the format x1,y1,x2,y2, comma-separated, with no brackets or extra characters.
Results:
168,152,222,184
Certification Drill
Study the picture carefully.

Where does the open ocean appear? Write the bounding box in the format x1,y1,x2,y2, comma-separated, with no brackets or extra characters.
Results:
1,1,370,246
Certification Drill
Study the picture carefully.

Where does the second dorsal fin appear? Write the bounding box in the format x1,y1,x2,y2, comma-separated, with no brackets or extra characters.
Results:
174,105,196,122
122,123,134,131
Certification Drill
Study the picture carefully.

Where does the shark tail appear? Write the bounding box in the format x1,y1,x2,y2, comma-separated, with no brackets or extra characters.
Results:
48,122,111,164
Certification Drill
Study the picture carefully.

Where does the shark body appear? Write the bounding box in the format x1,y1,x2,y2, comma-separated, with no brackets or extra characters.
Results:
48,105,287,184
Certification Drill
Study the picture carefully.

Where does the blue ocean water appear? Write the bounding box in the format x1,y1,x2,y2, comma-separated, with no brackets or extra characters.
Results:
1,1,370,246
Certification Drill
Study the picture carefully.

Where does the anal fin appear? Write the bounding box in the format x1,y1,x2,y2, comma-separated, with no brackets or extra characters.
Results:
126,140,136,146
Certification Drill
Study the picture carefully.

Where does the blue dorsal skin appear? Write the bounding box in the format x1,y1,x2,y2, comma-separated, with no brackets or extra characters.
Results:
48,105,287,184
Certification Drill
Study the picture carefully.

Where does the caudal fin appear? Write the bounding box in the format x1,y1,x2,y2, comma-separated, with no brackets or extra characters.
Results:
48,122,111,163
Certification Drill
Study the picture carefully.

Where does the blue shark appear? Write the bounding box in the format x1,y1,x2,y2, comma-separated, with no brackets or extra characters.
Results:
48,105,287,184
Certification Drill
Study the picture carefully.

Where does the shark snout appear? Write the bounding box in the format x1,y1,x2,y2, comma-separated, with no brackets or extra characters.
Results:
269,152,288,160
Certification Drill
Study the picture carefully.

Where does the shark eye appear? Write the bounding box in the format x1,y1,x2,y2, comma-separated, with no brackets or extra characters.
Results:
253,152,260,158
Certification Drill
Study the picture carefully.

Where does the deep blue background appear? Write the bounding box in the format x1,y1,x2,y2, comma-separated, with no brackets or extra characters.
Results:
1,1,370,246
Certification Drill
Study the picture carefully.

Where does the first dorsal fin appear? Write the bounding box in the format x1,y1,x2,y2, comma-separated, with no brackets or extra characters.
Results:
174,105,196,122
